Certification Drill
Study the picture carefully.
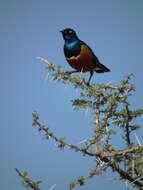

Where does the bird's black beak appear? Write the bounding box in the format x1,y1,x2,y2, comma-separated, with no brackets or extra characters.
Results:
60,30,64,34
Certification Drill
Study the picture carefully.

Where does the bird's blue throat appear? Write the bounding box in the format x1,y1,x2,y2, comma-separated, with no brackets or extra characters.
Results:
64,38,81,57
65,39,78,50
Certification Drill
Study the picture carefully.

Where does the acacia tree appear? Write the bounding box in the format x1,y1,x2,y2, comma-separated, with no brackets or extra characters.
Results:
16,57,143,190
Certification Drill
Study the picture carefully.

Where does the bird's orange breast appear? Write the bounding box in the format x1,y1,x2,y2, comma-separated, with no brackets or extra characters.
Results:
66,45,95,72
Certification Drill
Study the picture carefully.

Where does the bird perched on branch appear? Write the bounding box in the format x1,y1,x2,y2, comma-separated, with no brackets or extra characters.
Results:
60,28,110,85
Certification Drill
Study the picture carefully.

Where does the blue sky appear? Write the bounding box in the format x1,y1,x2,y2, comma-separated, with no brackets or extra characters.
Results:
0,0,143,189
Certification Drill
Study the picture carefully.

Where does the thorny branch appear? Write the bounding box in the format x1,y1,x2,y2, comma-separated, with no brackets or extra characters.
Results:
33,114,97,157
32,111,143,189
33,110,143,158
15,168,40,190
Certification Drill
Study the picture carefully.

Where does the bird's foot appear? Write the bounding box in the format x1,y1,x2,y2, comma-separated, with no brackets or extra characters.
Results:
63,70,78,75
86,82,91,87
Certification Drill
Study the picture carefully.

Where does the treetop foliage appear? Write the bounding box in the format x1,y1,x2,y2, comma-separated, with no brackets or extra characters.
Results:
16,57,143,190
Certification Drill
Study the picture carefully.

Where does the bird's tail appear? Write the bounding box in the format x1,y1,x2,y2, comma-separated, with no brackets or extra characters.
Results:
95,63,110,73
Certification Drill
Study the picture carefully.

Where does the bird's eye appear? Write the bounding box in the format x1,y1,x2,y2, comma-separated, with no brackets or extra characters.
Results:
68,30,73,34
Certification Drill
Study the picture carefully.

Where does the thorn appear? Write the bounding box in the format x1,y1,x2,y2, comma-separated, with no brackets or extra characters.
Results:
78,139,88,145
49,184,56,190
44,72,50,83
36,56,52,66
134,133,142,147
85,108,89,116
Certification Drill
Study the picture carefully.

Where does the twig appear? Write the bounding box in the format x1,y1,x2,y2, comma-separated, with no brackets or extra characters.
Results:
107,146,143,157
110,163,143,189
35,120,96,157
125,104,131,146
129,176,143,186
94,95,100,152
15,168,40,190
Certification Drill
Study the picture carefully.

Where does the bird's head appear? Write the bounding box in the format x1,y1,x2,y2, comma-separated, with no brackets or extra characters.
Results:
60,28,78,41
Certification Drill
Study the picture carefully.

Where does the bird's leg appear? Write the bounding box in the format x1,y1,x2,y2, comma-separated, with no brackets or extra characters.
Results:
64,70,79,75
87,72,93,85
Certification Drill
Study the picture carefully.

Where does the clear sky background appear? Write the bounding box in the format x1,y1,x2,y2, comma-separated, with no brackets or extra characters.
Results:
0,0,143,190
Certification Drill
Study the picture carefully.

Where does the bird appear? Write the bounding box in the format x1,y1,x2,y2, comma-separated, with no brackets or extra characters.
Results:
60,28,110,85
